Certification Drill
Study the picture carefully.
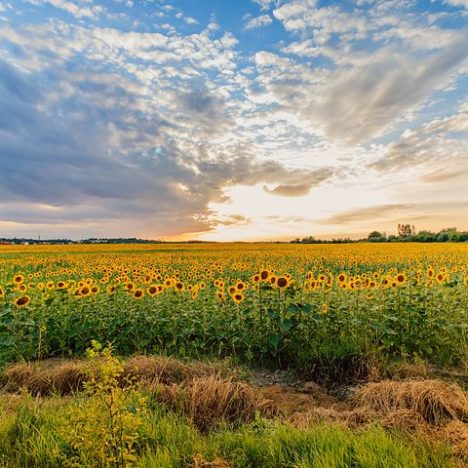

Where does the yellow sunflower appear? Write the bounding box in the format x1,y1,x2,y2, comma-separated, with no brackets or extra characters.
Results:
14,295,30,308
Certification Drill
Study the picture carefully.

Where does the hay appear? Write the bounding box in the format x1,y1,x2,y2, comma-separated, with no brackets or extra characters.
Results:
381,409,429,432
1,356,231,396
1,360,87,395
122,355,230,385
192,455,231,467
444,420,468,461
353,379,468,425
154,375,277,431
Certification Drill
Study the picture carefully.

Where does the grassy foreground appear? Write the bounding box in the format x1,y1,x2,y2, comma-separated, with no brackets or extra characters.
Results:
0,344,466,467
0,397,454,468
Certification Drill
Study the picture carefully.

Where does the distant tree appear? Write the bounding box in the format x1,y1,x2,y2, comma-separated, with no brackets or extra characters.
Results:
398,224,415,237
413,230,436,242
437,231,450,242
367,231,387,242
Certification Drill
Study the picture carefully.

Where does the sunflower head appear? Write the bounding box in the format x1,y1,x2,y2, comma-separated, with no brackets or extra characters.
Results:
14,274,25,284
232,293,244,304
260,270,269,281
14,295,30,308
277,277,289,289
133,289,144,299
395,273,406,284
147,285,158,297
80,286,91,296
235,281,246,291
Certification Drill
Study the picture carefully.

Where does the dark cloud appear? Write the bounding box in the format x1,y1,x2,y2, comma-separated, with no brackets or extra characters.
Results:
0,57,332,236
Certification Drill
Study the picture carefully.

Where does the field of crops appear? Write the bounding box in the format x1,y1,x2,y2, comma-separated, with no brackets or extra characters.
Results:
1,243,467,375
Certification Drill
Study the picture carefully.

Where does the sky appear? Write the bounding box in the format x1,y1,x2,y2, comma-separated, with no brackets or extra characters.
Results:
0,0,467,241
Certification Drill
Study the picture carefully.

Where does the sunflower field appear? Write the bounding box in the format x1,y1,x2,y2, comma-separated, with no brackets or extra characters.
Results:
1,243,467,376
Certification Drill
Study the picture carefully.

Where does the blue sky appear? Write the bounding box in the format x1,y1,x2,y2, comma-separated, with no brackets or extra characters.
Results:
0,0,467,240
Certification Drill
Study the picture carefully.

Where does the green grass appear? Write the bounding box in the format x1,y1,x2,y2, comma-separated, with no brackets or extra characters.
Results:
0,393,455,468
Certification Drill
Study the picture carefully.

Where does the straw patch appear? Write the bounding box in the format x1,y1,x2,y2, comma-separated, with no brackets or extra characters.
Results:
154,375,278,431
353,379,468,425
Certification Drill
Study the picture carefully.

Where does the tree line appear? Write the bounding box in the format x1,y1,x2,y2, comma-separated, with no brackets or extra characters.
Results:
291,227,468,244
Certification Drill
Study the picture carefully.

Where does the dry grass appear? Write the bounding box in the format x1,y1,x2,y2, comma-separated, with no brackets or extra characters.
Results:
290,406,374,430
353,379,468,425
380,409,430,432
1,358,275,431
154,375,278,431
0,356,233,396
0,360,87,395
192,455,231,467
123,355,233,384
444,420,468,461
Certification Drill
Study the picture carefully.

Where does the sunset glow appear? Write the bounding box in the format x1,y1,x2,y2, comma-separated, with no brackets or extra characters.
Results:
0,0,467,240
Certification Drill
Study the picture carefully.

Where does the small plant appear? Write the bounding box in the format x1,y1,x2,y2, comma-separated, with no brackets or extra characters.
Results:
60,341,148,467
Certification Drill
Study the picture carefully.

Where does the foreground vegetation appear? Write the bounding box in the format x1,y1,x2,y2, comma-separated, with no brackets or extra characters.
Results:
0,344,465,467
0,399,455,467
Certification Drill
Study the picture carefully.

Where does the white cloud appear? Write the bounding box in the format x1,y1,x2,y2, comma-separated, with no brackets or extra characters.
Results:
370,110,468,171
252,0,276,11
273,0,317,31
281,39,318,57
25,0,103,19
254,50,291,67
244,14,272,30
184,16,198,25
256,1,468,145
445,0,468,7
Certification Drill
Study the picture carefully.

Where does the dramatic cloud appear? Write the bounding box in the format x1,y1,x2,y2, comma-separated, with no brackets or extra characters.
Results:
0,0,467,239
0,55,332,236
